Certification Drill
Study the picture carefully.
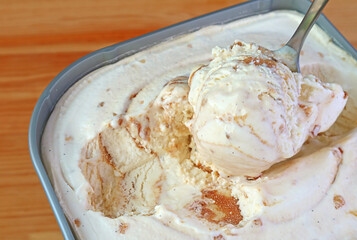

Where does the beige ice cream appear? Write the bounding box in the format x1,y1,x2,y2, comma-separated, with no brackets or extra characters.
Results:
188,41,347,177
41,10,357,240
79,77,193,218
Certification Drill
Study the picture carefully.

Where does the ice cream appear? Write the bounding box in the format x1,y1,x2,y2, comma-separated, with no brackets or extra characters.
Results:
79,77,192,218
41,10,357,240
188,41,347,177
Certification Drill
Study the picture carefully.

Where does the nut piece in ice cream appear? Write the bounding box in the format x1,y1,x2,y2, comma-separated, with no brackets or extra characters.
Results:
188,41,347,177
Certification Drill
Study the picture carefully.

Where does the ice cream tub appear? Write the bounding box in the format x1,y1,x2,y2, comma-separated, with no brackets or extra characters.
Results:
28,0,357,239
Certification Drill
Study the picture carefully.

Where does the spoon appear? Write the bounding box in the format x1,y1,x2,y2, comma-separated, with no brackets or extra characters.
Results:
274,0,329,72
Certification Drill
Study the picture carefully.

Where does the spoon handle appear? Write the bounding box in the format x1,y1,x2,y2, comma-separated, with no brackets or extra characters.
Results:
287,0,329,53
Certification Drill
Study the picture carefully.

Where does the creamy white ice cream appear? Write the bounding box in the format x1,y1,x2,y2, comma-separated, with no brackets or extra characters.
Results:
41,10,357,240
188,41,347,177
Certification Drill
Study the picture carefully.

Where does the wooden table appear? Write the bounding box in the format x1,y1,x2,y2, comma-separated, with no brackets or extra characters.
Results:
0,0,356,239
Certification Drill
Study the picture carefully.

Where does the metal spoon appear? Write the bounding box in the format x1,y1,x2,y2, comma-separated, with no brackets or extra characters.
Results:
274,0,329,72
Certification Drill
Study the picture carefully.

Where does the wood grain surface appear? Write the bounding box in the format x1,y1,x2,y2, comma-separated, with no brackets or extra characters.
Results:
0,0,356,239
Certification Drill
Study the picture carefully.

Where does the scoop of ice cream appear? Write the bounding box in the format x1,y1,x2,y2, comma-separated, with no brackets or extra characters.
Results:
188,41,347,177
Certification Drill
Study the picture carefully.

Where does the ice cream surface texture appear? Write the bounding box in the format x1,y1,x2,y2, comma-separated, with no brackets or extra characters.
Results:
41,10,357,240
188,41,347,177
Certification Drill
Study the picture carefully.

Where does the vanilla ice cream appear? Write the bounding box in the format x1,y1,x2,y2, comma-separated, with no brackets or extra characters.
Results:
188,41,347,177
41,10,357,240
